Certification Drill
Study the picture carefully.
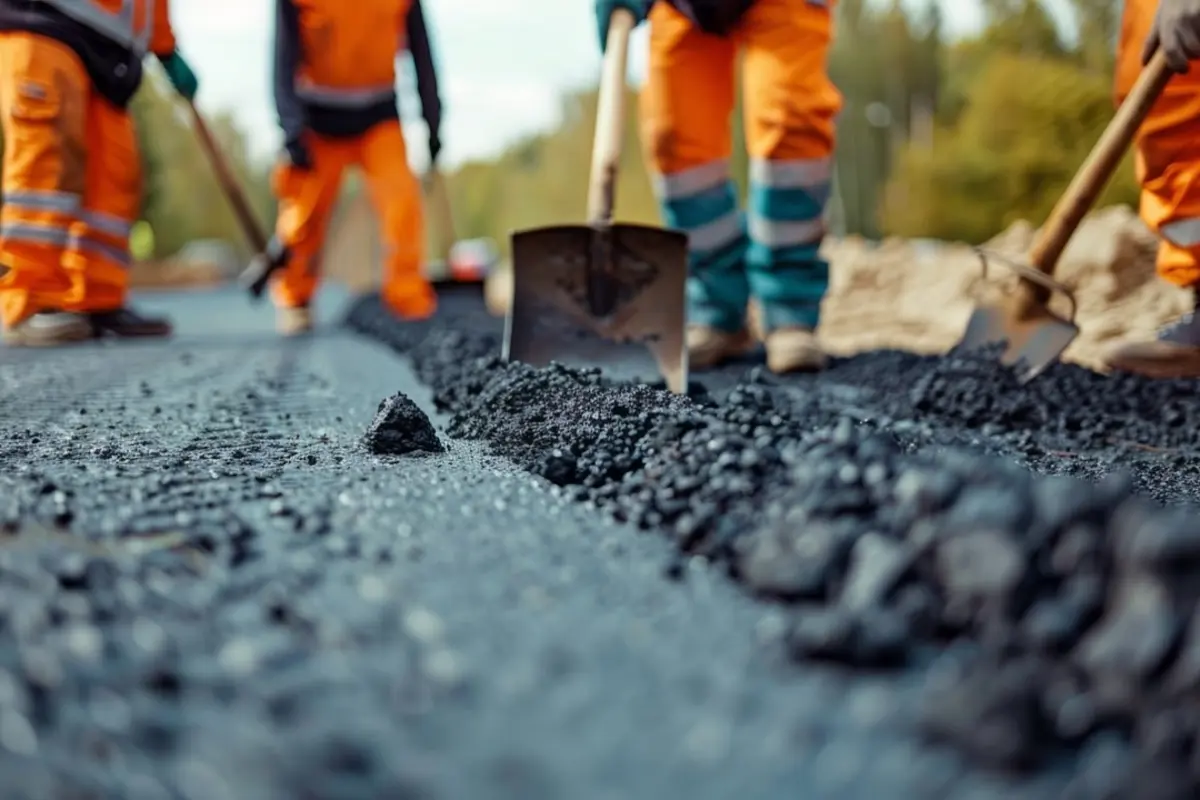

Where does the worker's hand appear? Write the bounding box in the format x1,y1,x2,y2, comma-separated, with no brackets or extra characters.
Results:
157,51,199,100
1143,0,1200,73
283,138,312,170
428,130,442,166
594,0,650,52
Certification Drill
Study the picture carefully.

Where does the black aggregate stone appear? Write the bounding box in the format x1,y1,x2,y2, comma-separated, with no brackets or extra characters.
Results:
6,287,1096,799
346,287,1200,795
12,280,1200,796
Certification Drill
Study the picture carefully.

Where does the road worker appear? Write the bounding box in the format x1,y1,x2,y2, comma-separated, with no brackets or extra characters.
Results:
268,0,441,336
0,0,197,346
594,0,841,373
1103,0,1200,378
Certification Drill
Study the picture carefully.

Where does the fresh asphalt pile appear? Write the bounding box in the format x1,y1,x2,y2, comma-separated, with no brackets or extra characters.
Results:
348,289,1200,797
12,289,1079,800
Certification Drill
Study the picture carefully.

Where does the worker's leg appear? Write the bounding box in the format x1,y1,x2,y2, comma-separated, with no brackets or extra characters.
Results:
738,0,842,373
642,3,751,367
60,89,169,337
270,134,349,323
357,120,435,320
1102,0,1200,376
0,32,92,345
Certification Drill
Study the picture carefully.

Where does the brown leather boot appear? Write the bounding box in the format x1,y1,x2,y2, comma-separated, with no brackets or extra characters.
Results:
88,308,173,339
686,325,754,370
765,326,827,373
2,311,93,347
1102,310,1200,379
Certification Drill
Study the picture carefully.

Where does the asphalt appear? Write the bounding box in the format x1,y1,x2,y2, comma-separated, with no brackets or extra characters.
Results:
0,285,1188,799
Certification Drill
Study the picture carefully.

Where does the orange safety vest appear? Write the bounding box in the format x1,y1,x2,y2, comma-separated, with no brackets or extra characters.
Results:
291,0,410,109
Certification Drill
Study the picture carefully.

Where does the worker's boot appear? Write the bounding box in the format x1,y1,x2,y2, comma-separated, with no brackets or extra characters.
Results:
2,311,93,347
383,281,437,321
1102,310,1200,378
277,305,313,336
686,325,754,370
88,308,173,339
765,326,827,374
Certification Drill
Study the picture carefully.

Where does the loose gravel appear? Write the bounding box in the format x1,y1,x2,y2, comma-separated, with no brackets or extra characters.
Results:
347,288,1200,798
7,289,1092,800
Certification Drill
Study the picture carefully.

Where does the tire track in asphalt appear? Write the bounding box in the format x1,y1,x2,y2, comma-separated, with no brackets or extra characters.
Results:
0,289,1077,798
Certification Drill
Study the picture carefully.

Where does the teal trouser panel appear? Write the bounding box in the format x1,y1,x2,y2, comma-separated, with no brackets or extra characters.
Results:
655,156,834,333
746,156,832,331
655,159,749,333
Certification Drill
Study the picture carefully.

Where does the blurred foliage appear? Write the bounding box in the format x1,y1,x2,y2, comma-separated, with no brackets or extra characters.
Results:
881,53,1139,241
881,0,1137,240
132,70,275,260
442,0,1139,249
130,220,154,261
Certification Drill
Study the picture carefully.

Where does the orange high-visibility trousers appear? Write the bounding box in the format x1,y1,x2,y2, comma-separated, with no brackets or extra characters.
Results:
270,120,433,318
1116,0,1200,288
0,32,140,328
640,0,841,333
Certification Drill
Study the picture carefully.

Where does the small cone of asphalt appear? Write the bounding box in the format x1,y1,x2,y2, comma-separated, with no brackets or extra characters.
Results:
364,393,444,455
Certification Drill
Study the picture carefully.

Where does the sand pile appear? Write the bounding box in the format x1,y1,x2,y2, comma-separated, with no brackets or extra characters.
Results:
819,204,1189,369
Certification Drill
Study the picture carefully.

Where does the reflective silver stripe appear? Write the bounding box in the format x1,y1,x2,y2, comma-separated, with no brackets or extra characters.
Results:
80,210,133,238
748,215,825,248
294,82,396,108
34,0,148,52
0,221,70,246
653,159,730,200
2,190,81,213
749,157,833,189
687,210,743,253
1161,218,1200,249
69,234,131,266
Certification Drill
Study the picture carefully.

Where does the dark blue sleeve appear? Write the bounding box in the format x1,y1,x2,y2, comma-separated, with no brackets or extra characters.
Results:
273,0,307,145
405,0,442,138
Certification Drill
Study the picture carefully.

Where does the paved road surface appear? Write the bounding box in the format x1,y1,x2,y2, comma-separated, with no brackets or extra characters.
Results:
0,287,1075,799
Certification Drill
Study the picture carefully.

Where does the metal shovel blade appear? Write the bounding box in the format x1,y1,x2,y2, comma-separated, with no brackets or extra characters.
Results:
504,222,689,392
958,301,1080,383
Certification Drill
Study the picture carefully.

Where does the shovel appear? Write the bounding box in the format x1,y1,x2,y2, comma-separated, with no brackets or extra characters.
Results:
424,167,456,278
958,48,1173,382
503,7,690,393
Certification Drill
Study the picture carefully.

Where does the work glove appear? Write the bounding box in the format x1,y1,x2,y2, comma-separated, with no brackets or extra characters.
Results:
595,0,650,52
157,50,198,100
1143,0,1200,73
428,130,442,166
283,137,312,170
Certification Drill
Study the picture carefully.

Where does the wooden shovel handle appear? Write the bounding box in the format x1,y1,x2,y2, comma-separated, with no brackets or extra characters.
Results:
587,7,636,226
424,167,456,260
1028,49,1172,276
188,101,269,254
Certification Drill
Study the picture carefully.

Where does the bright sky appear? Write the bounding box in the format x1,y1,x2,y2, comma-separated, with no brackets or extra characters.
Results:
169,0,1075,169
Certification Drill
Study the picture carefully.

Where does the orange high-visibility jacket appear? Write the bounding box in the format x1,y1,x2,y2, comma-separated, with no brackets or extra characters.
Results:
273,0,441,145
1117,0,1200,287
0,0,177,107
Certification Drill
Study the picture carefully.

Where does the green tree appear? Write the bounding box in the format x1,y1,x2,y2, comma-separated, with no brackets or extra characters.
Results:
880,53,1138,242
1069,0,1122,75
